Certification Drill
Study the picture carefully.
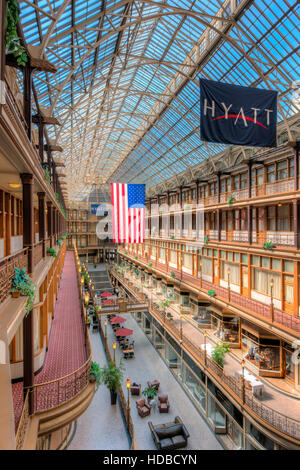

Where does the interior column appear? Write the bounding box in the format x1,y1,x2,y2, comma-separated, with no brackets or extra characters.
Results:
21,173,34,414
38,192,46,257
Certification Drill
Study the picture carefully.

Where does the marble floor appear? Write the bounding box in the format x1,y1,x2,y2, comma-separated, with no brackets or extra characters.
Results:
67,328,130,450
104,313,222,450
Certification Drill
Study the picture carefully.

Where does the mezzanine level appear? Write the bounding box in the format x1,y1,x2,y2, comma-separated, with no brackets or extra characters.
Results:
111,268,300,447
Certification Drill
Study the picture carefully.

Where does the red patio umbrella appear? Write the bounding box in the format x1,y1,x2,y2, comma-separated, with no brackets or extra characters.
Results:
101,292,113,297
115,327,133,337
111,316,126,323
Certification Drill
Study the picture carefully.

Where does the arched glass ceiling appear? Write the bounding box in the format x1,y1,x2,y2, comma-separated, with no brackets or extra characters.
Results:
19,0,300,202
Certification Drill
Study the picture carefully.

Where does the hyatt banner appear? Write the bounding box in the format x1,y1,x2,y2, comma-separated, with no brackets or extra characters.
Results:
200,79,278,148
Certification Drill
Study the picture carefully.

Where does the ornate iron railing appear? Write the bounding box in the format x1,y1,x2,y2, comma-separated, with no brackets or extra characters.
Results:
15,390,30,450
30,357,92,414
0,248,28,305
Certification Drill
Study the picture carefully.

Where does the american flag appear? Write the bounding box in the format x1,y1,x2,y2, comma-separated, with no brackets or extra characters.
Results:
110,183,146,243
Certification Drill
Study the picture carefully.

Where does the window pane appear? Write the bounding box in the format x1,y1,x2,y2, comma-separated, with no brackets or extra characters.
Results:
272,258,281,270
284,261,293,273
261,257,270,268
242,254,248,263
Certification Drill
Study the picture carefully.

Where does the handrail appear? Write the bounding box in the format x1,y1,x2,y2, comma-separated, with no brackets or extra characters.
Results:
26,355,92,390
15,390,30,450
112,269,300,442
0,247,28,266
24,247,92,414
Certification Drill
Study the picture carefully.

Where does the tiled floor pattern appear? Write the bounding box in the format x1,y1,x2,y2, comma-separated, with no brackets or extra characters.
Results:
104,313,222,450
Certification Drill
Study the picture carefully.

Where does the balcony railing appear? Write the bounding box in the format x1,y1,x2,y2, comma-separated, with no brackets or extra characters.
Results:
29,356,91,414
113,271,300,441
119,250,300,334
0,248,29,305
15,390,30,450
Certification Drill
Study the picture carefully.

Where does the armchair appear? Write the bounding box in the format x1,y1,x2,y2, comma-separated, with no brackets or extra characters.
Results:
158,394,170,413
136,398,151,418
147,380,160,391
130,383,141,396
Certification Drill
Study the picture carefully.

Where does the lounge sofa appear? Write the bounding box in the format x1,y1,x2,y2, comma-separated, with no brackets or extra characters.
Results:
148,416,189,449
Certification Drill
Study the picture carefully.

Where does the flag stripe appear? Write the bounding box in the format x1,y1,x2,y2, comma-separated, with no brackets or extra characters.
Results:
110,183,145,244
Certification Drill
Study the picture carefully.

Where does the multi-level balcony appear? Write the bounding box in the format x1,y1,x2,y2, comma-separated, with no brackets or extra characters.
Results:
119,248,300,337
111,266,300,447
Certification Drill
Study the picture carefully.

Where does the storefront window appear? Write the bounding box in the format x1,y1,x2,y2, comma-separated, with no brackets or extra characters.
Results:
180,294,190,307
212,314,240,344
208,395,226,431
153,328,164,350
165,342,181,378
246,421,275,450
143,316,152,336
283,343,295,382
182,364,206,412
242,330,280,372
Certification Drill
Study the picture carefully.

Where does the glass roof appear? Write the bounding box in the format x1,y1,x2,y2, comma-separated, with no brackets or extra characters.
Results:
19,0,300,202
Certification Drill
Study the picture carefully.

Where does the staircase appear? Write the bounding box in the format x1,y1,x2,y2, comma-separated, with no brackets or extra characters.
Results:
88,263,113,293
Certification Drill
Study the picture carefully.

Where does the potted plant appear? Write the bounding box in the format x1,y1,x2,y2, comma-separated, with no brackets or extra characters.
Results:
227,194,236,206
6,0,28,66
148,262,152,267
211,341,230,368
142,386,158,404
170,271,175,278
208,289,216,297
47,247,57,258
10,266,27,298
93,305,100,315
263,241,276,250
21,277,36,315
99,359,124,405
203,235,209,245
89,361,101,391
159,299,170,310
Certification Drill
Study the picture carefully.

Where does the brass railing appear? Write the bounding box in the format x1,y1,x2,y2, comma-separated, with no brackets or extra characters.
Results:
15,390,30,450
0,247,28,305
113,270,300,441
30,355,92,414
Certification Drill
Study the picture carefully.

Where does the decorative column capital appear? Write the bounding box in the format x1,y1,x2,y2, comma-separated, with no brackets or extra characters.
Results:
37,191,46,199
20,173,34,185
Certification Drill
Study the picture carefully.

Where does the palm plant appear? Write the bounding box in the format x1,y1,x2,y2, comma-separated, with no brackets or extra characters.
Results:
99,359,124,405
